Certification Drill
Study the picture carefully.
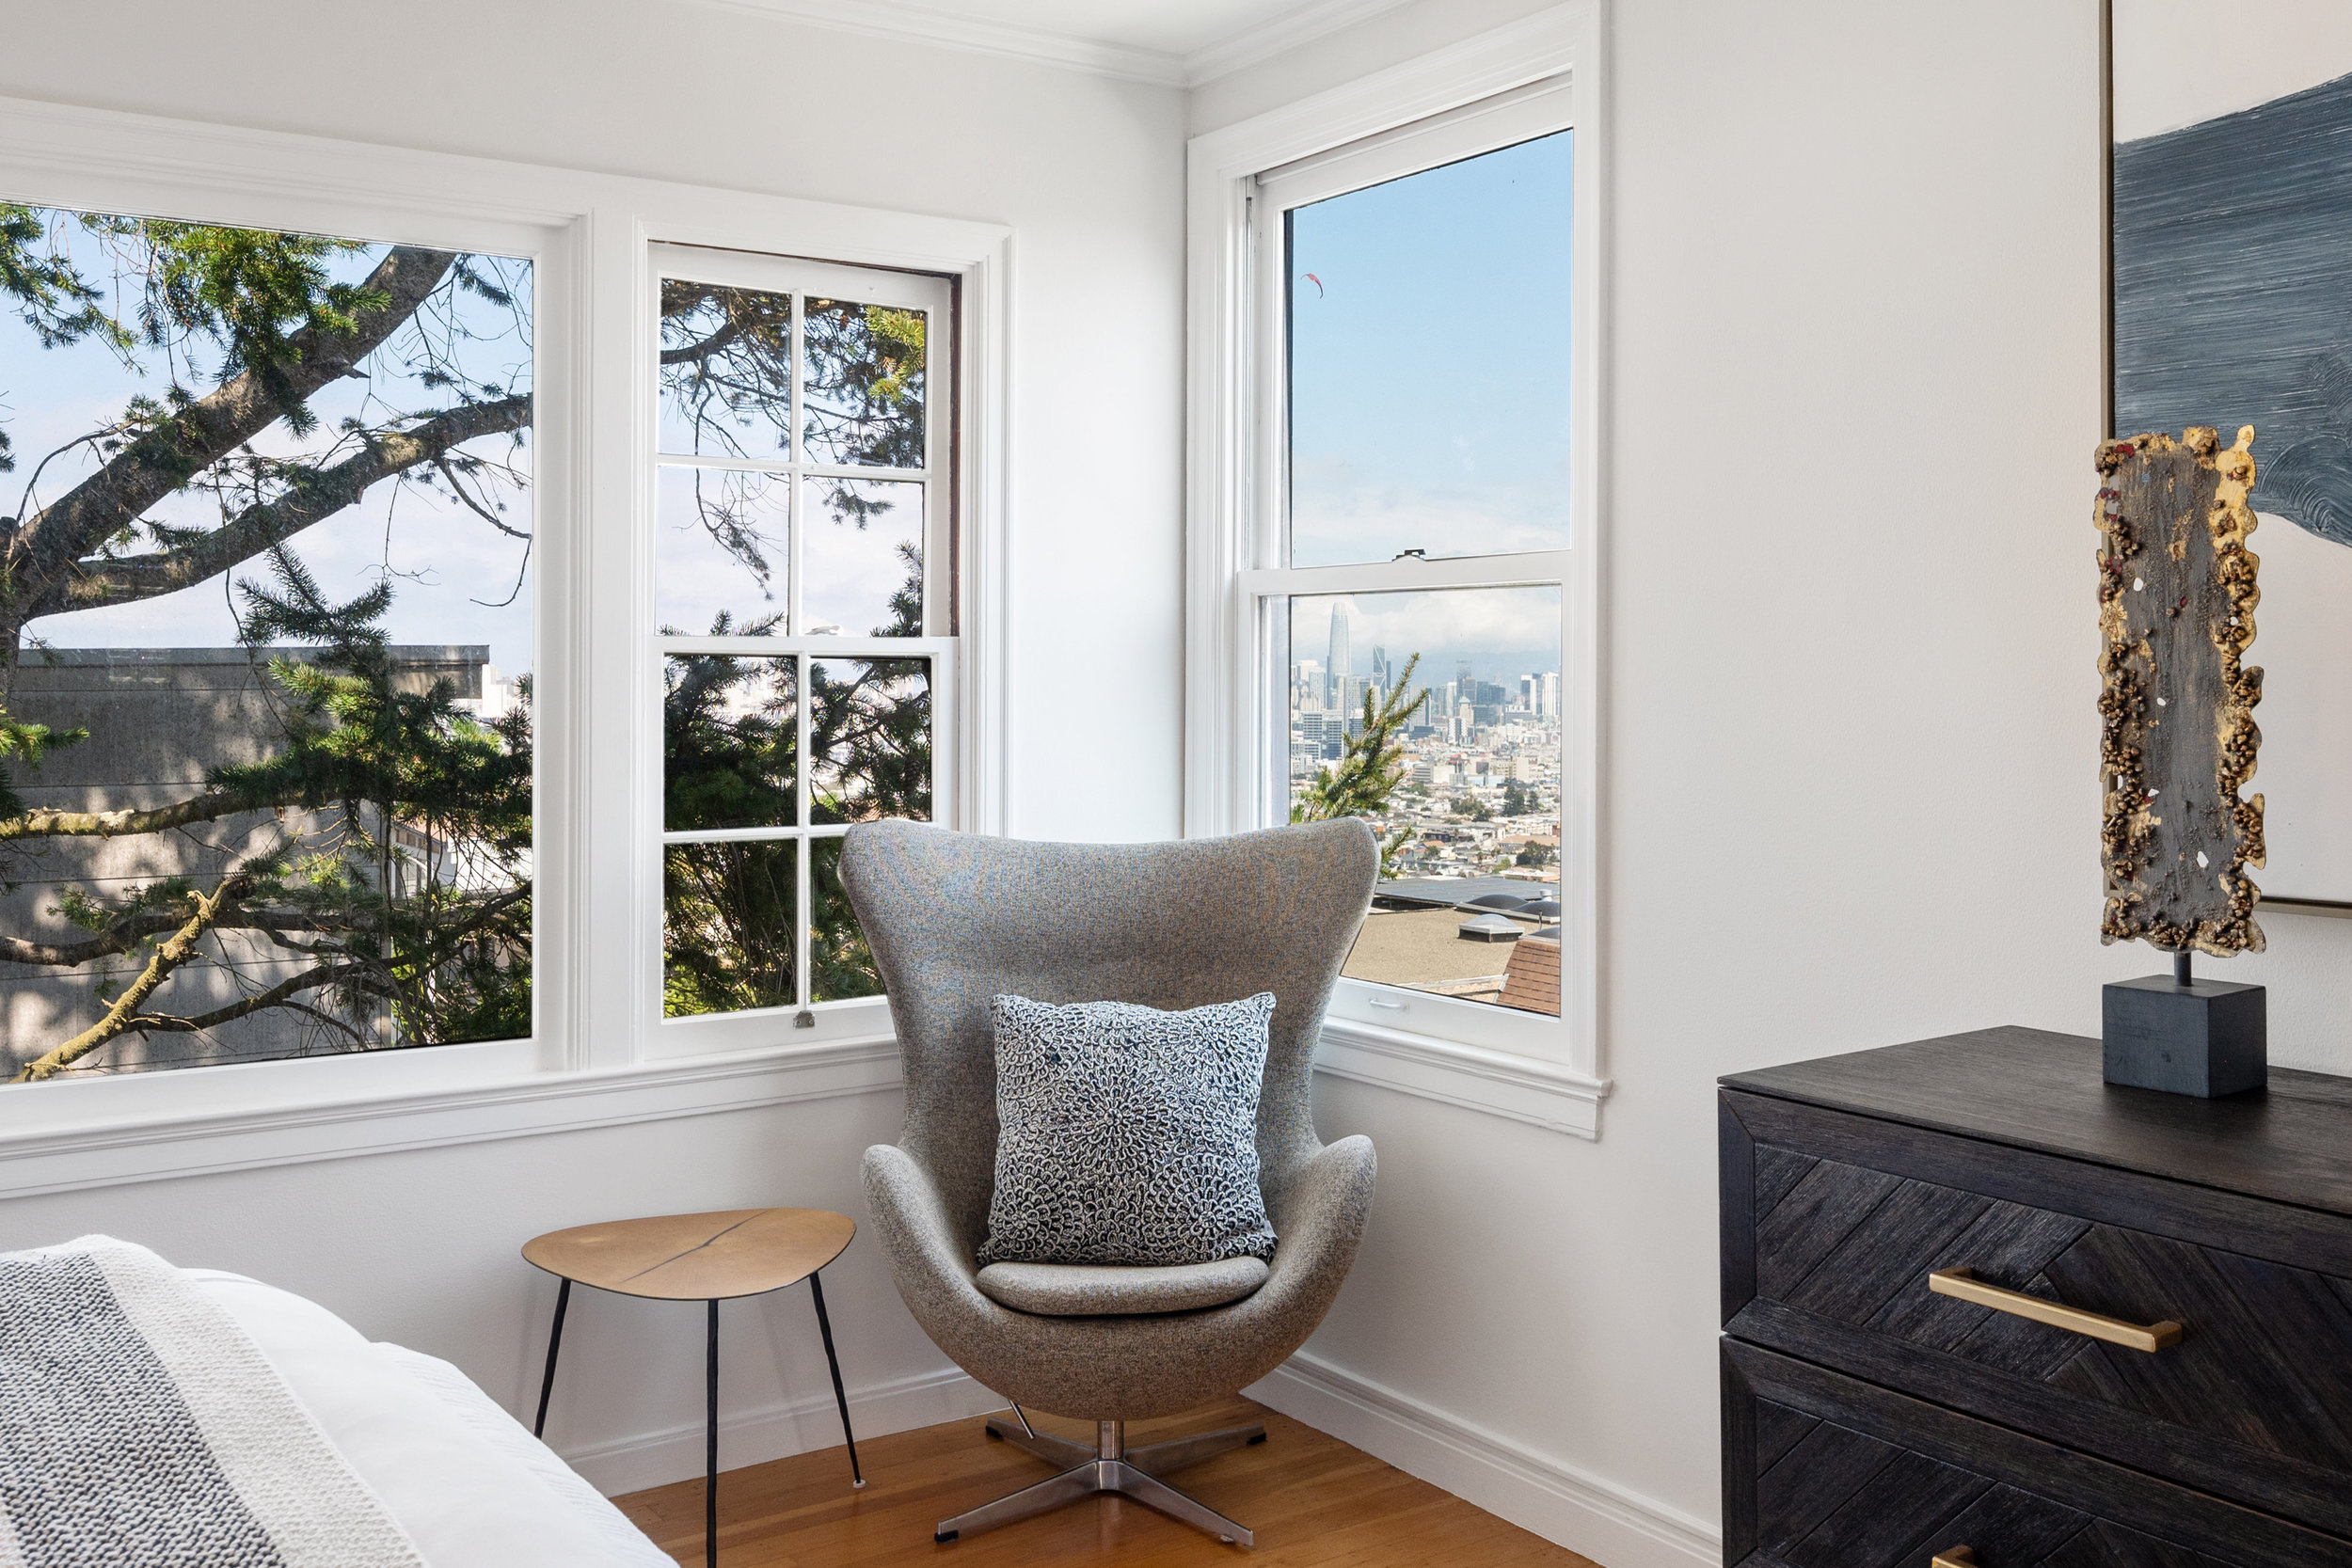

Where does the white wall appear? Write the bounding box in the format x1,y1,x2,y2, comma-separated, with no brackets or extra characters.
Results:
0,0,1185,1493
1211,2,2352,1564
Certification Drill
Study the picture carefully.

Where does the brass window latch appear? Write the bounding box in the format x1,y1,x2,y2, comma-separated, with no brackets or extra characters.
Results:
1928,1267,2184,1353
1931,1548,1977,1568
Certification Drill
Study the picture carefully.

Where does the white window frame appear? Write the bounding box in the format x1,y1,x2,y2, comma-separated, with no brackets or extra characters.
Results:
0,93,1010,1177
646,246,959,1056
1185,3,1610,1133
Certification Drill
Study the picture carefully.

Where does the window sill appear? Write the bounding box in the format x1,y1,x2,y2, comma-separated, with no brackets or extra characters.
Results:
1313,1016,1609,1139
0,1035,902,1198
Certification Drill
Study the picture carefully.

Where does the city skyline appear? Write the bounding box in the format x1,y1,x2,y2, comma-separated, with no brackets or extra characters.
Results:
1288,588,1561,705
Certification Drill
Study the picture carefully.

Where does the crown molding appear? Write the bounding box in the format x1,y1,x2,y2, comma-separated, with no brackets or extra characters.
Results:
1179,0,1417,85
686,0,1186,85
683,0,1416,89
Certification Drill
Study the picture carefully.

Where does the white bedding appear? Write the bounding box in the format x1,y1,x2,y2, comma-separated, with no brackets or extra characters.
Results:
187,1270,674,1568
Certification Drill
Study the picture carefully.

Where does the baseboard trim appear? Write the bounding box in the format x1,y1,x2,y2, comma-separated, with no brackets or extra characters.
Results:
1247,1351,1720,1568
561,1363,1001,1497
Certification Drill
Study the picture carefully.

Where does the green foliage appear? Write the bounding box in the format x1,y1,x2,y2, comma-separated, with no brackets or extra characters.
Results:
93,215,388,436
1452,795,1492,821
0,204,132,378
657,613,798,1020
215,551,532,1048
662,840,796,1020
0,705,85,818
661,612,793,833
0,205,124,475
1293,652,1426,873
1502,777,1534,816
0,211,387,449
805,301,927,475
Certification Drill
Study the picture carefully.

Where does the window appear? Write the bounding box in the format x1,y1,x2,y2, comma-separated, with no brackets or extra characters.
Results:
0,206,535,1083
650,248,954,1043
1204,72,1599,1069
0,106,1006,1156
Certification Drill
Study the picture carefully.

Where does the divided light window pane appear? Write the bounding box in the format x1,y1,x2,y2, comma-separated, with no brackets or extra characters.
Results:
803,478,923,637
1291,587,1563,1017
659,278,793,461
1286,129,1573,568
808,837,882,1004
662,655,795,832
663,839,798,1019
810,659,932,825
0,207,534,1083
656,467,788,636
803,297,928,468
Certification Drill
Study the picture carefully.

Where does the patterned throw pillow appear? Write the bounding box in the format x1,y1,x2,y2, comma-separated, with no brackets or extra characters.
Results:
977,992,1279,1268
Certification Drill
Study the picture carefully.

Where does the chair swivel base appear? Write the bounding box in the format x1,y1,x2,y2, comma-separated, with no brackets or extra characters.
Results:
934,1415,1266,1546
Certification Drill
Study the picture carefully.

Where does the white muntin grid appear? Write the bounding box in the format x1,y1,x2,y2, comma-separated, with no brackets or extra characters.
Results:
649,245,956,1033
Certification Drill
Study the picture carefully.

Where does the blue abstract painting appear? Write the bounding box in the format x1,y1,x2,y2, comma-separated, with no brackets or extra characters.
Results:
2116,70,2352,546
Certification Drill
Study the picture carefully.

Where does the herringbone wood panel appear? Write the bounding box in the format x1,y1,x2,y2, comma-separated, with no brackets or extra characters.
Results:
612,1397,1597,1568
1753,1148,2352,1474
1751,1400,2229,1568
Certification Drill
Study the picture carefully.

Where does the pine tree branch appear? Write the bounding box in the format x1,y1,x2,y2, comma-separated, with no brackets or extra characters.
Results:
0,906,333,967
56,392,531,614
12,871,253,1081
9,246,459,605
660,321,743,365
0,785,294,842
117,962,361,1037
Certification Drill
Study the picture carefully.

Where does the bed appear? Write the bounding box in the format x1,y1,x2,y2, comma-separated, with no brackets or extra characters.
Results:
0,1234,673,1568
190,1268,675,1568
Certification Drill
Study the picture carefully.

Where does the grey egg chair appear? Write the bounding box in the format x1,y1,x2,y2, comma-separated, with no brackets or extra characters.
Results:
840,818,1379,1547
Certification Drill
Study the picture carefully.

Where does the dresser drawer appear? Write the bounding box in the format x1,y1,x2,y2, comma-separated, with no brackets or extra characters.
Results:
1724,1339,2352,1568
1722,1089,2352,1541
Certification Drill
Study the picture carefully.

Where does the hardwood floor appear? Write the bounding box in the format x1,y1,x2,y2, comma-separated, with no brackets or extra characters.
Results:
612,1396,1600,1567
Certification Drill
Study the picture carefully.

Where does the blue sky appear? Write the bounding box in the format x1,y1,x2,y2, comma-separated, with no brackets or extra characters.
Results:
1288,127,1573,573
1286,130,1572,691
0,214,535,675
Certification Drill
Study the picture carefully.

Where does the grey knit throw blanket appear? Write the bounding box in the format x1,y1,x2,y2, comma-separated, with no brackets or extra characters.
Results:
0,1235,426,1568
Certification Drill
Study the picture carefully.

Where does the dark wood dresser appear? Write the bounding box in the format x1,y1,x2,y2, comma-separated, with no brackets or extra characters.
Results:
1720,1025,2352,1568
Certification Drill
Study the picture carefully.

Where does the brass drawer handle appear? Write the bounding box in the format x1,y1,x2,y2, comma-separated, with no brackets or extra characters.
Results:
1929,1267,2183,1353
1932,1549,1976,1568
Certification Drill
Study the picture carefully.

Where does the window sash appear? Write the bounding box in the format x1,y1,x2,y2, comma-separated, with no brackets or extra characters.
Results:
656,634,958,848
647,248,957,1051
649,245,954,641
1240,92,1585,1062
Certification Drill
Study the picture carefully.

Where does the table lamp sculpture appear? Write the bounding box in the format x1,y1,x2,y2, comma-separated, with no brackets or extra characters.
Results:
2093,425,2267,1097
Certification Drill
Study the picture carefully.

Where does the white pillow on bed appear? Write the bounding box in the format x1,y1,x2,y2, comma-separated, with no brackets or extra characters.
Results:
187,1271,671,1568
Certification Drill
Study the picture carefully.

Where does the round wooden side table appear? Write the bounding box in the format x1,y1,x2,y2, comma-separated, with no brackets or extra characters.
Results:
523,1207,863,1568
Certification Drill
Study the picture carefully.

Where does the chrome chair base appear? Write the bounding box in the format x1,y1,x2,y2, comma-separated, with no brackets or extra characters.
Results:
935,1412,1265,1546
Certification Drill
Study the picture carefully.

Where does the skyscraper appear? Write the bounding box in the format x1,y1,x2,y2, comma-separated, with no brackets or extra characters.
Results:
1327,604,1352,710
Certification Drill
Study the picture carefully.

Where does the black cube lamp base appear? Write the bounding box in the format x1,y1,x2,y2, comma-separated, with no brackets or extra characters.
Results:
2102,949,2265,1099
